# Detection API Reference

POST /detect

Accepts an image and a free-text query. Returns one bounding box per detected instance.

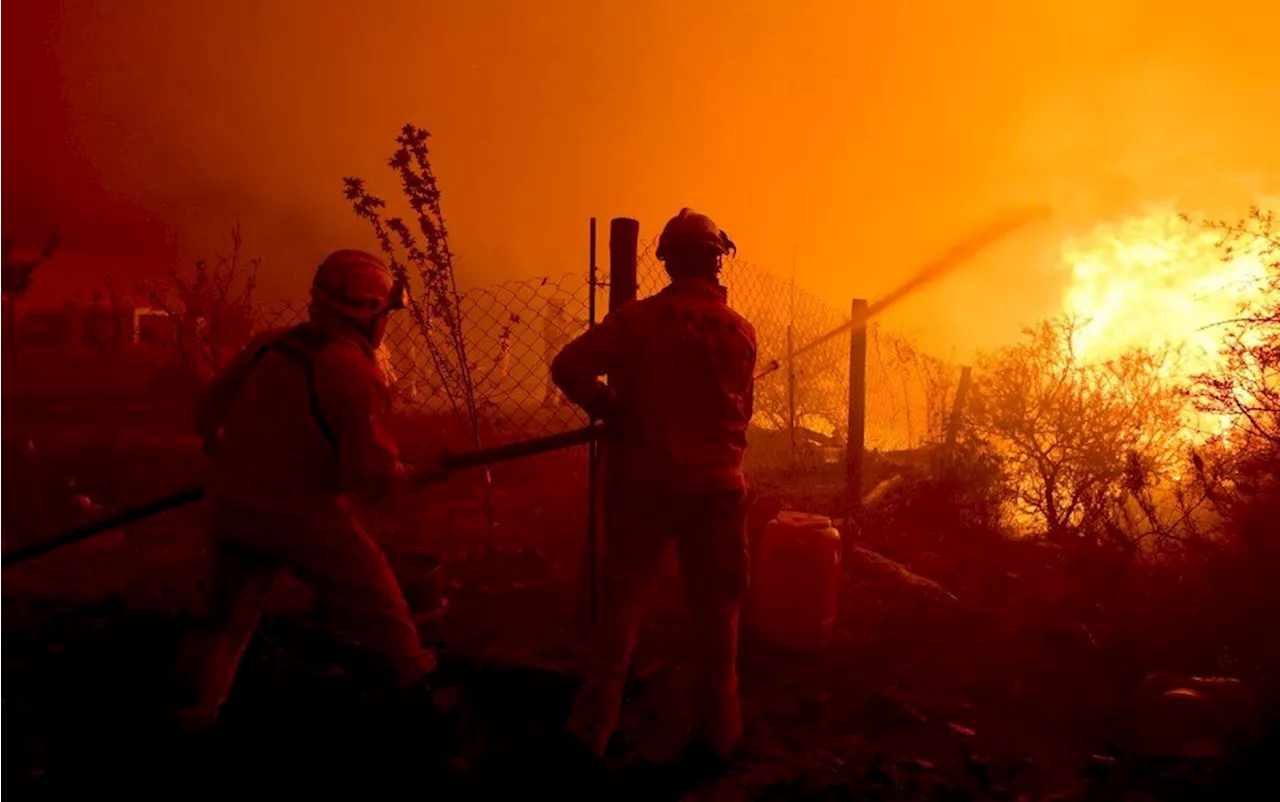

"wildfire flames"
[1058,204,1272,439]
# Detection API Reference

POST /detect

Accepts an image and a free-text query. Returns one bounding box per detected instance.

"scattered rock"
[1134,673,1262,760]
[900,757,936,773]
[948,722,978,738]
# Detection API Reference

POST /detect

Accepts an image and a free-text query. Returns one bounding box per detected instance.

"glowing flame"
[1058,204,1271,440]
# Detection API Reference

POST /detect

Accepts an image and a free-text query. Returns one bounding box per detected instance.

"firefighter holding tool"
[552,209,757,767]
[173,249,447,730]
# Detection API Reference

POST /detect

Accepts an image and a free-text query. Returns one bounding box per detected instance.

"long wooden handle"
[3,425,608,570]
[2,486,207,569]
[441,423,604,471]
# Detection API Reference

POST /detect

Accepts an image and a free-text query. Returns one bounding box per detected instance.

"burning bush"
[1187,207,1280,569]
[964,317,1192,549]
[1053,202,1280,605]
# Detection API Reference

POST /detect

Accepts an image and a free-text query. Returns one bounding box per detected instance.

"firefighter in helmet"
[552,209,757,766]
[173,249,444,730]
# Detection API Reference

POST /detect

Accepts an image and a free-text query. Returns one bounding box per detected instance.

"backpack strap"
[242,324,340,453]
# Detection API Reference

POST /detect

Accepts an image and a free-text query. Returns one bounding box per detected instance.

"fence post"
[590,218,639,623]
[845,298,868,552]
[609,218,640,309]
[945,366,973,449]
[787,324,796,470]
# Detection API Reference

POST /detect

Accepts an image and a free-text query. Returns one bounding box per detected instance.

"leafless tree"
[140,226,260,380]
[965,317,1188,547]
[1186,206,1280,450]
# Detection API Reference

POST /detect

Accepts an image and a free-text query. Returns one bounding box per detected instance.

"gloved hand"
[400,446,453,486]
[583,383,618,422]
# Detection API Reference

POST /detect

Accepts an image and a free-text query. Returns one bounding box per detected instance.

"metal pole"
[586,218,600,624]
[588,218,598,325]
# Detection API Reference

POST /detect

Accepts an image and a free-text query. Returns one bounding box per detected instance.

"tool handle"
[441,423,604,471]
[3,426,604,569]
[2,486,206,569]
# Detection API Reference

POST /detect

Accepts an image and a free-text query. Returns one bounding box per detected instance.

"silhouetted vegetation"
[139,226,260,380]
[964,317,1193,549]
[343,124,478,428]
[5,204,1280,799]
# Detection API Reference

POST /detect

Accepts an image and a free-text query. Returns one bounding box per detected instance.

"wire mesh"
[256,275,594,446]
[636,242,960,467]
[3,254,963,560]
[257,253,959,464]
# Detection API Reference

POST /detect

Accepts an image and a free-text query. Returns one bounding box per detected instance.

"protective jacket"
[197,321,402,518]
[551,277,757,494]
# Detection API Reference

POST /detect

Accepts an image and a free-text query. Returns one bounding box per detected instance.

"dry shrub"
[343,125,500,552]
[139,226,260,382]
[1186,207,1280,570]
[964,317,1192,552]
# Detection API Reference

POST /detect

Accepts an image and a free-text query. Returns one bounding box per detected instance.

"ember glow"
[1058,204,1272,439]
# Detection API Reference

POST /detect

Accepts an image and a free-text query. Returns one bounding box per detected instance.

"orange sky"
[5,0,1279,354]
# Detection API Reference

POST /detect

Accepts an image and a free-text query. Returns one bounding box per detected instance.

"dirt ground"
[3,422,1278,799]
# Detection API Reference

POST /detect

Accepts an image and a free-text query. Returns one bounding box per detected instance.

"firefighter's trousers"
[567,488,749,758]
[173,498,435,729]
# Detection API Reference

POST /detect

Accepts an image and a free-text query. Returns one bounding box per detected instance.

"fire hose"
[1,424,606,570]
[2,206,1049,571]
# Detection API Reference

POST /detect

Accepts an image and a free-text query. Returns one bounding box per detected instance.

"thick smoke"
[3,0,1276,357]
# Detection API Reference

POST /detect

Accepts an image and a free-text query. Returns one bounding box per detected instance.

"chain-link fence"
[9,253,959,465]
[865,325,959,453]
[256,274,596,447]
[637,243,960,467]
[253,255,959,465]
[2,246,962,560]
